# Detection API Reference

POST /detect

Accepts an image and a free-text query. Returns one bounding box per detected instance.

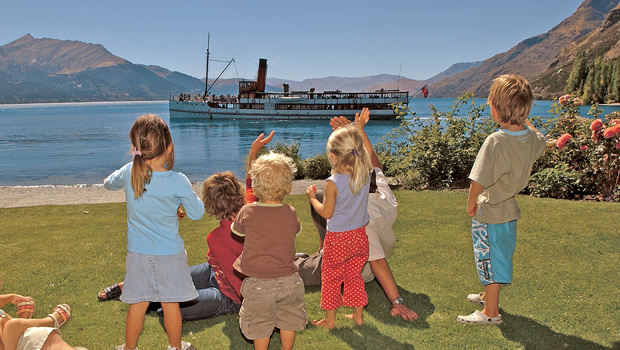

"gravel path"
[0,179,325,208]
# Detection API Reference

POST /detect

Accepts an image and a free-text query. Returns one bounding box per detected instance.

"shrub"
[302,154,331,179]
[376,94,496,189]
[528,164,583,199]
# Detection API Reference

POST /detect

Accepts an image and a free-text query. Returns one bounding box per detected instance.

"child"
[306,121,374,329]
[457,74,546,325]
[231,152,306,350]
[104,114,204,349]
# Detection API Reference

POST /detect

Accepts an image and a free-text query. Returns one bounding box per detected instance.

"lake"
[1,99,618,186]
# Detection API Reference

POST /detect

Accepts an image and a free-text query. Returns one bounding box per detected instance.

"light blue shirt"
[326,173,370,232]
[104,162,205,255]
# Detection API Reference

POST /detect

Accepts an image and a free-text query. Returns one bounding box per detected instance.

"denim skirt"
[120,250,198,304]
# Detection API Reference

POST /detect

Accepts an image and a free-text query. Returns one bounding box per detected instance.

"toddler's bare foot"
[311,318,335,329]
[345,313,364,325]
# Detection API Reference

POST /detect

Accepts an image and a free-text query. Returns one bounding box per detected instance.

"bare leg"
[345,307,364,325]
[125,301,149,349]
[311,309,336,329]
[279,330,296,350]
[253,337,269,350]
[2,316,55,350]
[161,303,182,349]
[40,331,75,350]
[481,283,500,317]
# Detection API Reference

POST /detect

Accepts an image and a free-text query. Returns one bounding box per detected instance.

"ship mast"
[204,33,210,97]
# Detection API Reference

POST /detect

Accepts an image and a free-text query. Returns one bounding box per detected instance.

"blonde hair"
[249,152,297,202]
[488,74,533,125]
[202,171,244,221]
[327,124,373,194]
[129,114,174,198]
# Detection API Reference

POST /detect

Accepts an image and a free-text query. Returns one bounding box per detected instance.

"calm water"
[1,99,618,186]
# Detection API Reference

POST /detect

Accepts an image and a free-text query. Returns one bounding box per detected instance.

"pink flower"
[580,145,588,151]
[616,142,620,150]
[573,97,583,105]
[556,133,571,150]
[604,124,620,139]
[590,119,603,132]
[559,95,570,105]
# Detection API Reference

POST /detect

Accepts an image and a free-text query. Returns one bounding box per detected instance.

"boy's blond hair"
[249,152,297,202]
[488,74,533,125]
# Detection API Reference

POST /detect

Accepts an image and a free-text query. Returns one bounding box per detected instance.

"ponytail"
[128,114,174,198]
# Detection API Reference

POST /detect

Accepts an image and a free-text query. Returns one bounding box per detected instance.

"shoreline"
[0,179,324,208]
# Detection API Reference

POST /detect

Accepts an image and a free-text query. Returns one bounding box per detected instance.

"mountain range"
[0,0,618,104]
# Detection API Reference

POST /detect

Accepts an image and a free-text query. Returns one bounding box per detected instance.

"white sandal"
[457,310,502,325]
[467,292,485,305]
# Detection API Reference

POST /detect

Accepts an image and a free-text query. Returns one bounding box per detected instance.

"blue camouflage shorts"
[471,219,517,285]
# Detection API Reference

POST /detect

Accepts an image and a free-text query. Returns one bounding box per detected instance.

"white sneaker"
[167,341,196,350]
[115,345,137,350]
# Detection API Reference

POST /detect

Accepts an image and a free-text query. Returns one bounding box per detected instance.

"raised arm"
[247,131,275,178]
[330,108,382,169]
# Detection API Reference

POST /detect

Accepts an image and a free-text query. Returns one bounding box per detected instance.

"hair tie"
[132,149,142,159]
[352,147,358,156]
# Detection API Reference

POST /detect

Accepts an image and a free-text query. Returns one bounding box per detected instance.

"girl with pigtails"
[104,114,204,350]
[306,110,374,329]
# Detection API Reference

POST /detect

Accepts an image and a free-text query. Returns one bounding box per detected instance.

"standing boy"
[232,152,307,349]
[457,74,546,325]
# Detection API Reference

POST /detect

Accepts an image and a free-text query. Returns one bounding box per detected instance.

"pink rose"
[573,97,583,105]
[616,142,620,150]
[604,124,620,139]
[556,133,571,150]
[559,95,569,105]
[590,119,603,131]
[580,145,588,151]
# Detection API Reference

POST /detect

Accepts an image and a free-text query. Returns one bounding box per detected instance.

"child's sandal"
[17,297,35,319]
[47,304,71,328]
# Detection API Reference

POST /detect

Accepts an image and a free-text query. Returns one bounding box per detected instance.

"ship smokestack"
[256,58,267,93]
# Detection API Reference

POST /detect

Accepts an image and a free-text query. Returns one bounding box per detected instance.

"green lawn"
[1,191,618,349]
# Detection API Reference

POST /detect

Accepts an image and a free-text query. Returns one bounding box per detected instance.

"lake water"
[1,99,618,186]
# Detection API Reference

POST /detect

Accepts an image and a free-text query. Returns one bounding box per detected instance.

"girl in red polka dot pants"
[306,109,374,329]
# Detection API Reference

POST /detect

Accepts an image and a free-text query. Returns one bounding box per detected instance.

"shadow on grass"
[328,283,434,349]
[499,310,619,350]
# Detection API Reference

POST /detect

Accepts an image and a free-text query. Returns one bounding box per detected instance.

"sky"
[0,0,586,82]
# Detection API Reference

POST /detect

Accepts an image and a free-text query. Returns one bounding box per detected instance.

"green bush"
[528,164,583,199]
[302,153,331,179]
[376,94,496,189]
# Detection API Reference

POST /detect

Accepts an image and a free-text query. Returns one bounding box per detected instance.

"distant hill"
[425,61,482,85]
[429,0,620,98]
[532,2,620,99]
[0,34,203,103]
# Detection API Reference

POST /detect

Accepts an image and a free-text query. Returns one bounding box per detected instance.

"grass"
[1,191,618,349]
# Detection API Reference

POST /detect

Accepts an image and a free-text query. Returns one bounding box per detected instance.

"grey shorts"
[239,272,307,340]
[120,250,198,304]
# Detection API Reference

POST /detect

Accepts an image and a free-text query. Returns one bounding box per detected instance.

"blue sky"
[0,0,584,81]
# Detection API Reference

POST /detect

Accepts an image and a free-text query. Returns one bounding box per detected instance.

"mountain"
[429,0,620,98]
[532,2,620,99]
[425,61,482,85]
[0,34,203,103]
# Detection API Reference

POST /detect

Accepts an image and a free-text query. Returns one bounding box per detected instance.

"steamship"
[169,41,408,120]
